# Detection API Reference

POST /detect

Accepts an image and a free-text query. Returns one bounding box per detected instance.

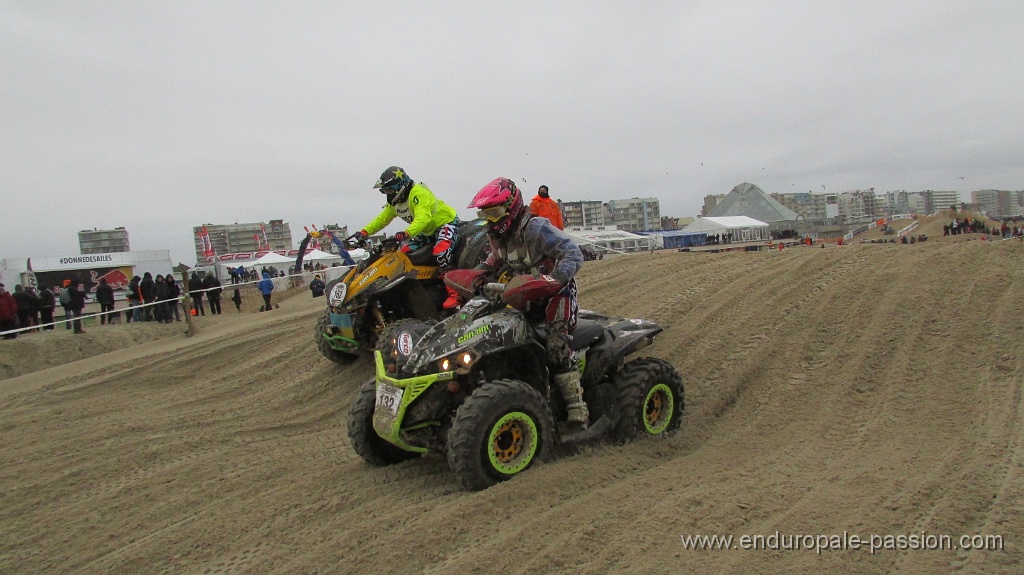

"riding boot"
[442,285,461,309]
[554,371,589,427]
[439,270,461,309]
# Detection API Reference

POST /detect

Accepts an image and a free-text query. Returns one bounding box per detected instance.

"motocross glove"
[352,230,369,246]
[393,231,409,242]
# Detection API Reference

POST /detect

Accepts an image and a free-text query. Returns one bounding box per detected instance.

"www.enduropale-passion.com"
[680,531,1004,555]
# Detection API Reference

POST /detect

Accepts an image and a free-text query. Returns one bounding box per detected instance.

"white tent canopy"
[253,251,293,266]
[564,226,657,254]
[680,216,770,242]
[304,247,366,263]
[305,249,337,260]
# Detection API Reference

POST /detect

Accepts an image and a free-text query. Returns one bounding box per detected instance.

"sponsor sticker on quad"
[397,332,414,356]
[329,283,346,305]
[376,382,404,416]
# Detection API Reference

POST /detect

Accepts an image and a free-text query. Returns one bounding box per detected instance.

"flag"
[199,226,214,257]
[26,258,38,290]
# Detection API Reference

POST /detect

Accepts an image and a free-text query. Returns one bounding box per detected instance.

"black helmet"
[373,166,414,206]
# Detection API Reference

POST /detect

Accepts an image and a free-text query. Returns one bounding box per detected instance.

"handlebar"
[478,282,507,305]
[344,233,366,249]
[481,282,506,296]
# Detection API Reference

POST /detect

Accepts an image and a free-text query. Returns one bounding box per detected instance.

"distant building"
[773,191,839,221]
[923,190,961,214]
[707,183,800,223]
[79,227,130,254]
[971,189,1024,218]
[836,189,883,222]
[562,198,661,231]
[193,220,293,263]
[878,190,909,213]
[606,198,660,231]
[701,194,726,217]
[320,224,350,255]
[902,191,929,213]
[561,200,606,229]
[659,216,694,231]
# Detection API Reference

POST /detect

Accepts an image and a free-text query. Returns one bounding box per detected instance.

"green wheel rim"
[486,411,539,475]
[642,383,675,435]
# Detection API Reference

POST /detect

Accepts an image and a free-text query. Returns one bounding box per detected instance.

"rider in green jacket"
[354,166,462,309]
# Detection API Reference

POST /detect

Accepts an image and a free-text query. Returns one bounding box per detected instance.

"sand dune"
[2,234,1022,574]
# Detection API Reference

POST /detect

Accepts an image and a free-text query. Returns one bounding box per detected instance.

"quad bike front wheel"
[447,379,555,491]
[315,310,359,365]
[347,377,420,466]
[612,357,684,441]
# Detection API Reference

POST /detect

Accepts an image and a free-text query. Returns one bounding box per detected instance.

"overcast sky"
[3,1,1022,265]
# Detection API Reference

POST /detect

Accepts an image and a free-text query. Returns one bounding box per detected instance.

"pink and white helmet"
[468,177,525,236]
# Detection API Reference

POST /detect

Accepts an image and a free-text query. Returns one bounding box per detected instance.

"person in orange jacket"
[529,185,564,230]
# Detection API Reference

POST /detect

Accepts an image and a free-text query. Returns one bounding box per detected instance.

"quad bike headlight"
[438,351,476,374]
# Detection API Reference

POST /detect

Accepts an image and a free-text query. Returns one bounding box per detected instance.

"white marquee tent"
[564,226,657,254]
[304,248,366,264]
[305,249,336,260]
[253,251,293,266]
[679,216,770,242]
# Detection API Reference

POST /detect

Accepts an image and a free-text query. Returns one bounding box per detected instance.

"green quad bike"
[347,270,685,490]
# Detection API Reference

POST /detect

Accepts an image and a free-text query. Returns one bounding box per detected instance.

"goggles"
[477,205,508,222]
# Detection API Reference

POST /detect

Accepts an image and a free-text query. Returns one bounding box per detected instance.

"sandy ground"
[2,221,1022,574]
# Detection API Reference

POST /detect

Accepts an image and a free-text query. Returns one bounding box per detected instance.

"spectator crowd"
[1,271,229,339]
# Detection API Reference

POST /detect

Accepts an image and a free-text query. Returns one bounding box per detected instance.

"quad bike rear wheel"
[447,379,555,491]
[612,357,684,441]
[315,310,359,365]
[347,377,420,466]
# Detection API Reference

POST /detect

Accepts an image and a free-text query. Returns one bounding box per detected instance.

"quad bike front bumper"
[322,312,360,352]
[371,350,456,454]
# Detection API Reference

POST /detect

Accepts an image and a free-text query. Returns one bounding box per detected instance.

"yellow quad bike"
[307,221,490,364]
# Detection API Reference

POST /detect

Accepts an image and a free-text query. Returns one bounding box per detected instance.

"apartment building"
[836,189,883,221]
[606,198,660,231]
[561,198,661,231]
[772,192,839,221]
[79,227,131,254]
[970,189,1024,218]
[320,224,351,255]
[561,200,607,229]
[701,194,726,217]
[193,220,293,262]
[924,190,961,213]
